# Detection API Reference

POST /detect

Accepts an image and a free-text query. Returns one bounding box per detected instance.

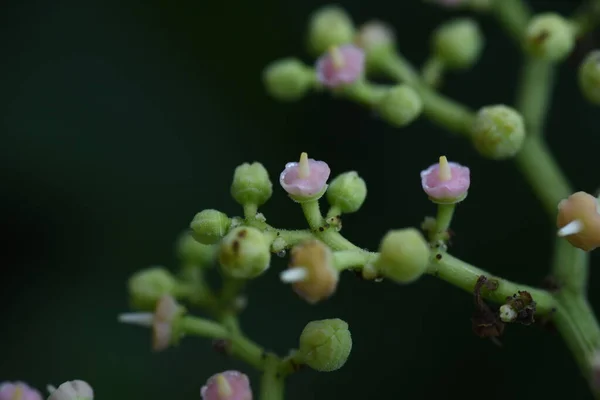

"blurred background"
[1,0,599,398]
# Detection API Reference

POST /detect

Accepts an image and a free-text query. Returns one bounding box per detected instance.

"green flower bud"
[307,5,355,56]
[326,171,367,213]
[524,13,575,62]
[470,105,526,160]
[231,162,273,207]
[432,18,483,70]
[376,84,423,127]
[218,226,271,279]
[354,20,395,70]
[579,50,600,105]
[190,209,231,245]
[263,58,315,102]
[374,228,430,284]
[176,231,216,267]
[128,267,178,310]
[297,318,352,372]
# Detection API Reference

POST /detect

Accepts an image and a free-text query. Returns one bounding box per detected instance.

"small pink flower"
[152,295,180,351]
[200,371,253,400]
[315,45,365,88]
[0,382,42,400]
[420,156,470,203]
[280,152,330,199]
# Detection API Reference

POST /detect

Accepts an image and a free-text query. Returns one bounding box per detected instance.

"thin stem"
[515,58,555,137]
[300,200,324,231]
[326,205,342,219]
[244,217,314,249]
[260,353,285,400]
[180,316,230,339]
[430,203,455,244]
[243,203,258,219]
[333,250,375,271]
[489,0,532,43]
[340,80,387,106]
[552,237,589,294]
[421,56,445,88]
[514,137,572,218]
[427,253,556,314]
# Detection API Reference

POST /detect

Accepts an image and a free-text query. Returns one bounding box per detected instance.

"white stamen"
[438,155,452,182]
[557,219,584,237]
[280,267,308,283]
[216,374,233,398]
[118,312,154,327]
[298,152,310,179]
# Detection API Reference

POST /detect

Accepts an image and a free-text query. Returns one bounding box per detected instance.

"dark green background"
[2,0,599,398]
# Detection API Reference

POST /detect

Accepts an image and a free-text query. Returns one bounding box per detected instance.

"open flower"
[557,191,600,251]
[0,382,42,400]
[315,45,365,88]
[47,380,93,400]
[118,294,183,351]
[279,152,330,201]
[280,240,339,304]
[200,371,253,400]
[420,156,470,204]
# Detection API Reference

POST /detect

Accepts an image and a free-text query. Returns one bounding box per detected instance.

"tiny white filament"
[280,267,308,283]
[118,312,154,327]
[557,219,584,237]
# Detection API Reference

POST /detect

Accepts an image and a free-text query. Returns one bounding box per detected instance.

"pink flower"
[200,371,253,400]
[280,152,330,199]
[315,45,365,88]
[152,295,180,351]
[420,156,470,204]
[0,382,42,400]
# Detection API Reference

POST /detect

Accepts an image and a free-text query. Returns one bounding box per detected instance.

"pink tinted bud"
[315,45,365,88]
[420,156,470,204]
[200,371,252,400]
[0,382,42,400]
[280,152,330,200]
[152,295,180,351]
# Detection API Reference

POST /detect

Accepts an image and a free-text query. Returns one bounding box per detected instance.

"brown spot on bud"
[557,191,600,251]
[288,240,339,304]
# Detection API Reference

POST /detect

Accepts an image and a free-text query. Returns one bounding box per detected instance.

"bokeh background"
[2,0,600,398]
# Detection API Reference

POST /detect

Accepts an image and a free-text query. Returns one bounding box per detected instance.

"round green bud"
[307,5,355,56]
[374,228,430,284]
[524,13,575,62]
[176,231,216,267]
[471,104,526,160]
[579,50,600,105]
[376,84,423,127]
[218,226,271,279]
[128,267,178,310]
[263,58,314,102]
[355,21,395,69]
[231,162,273,207]
[190,209,231,245]
[297,318,352,372]
[326,171,367,214]
[432,18,483,70]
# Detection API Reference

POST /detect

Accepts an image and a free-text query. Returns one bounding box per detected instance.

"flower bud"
[374,228,430,284]
[315,45,365,89]
[579,50,600,105]
[376,84,423,127]
[557,192,600,251]
[190,209,232,245]
[47,381,93,400]
[280,240,339,304]
[307,5,355,57]
[432,18,483,70]
[219,227,271,279]
[280,152,330,202]
[524,13,575,62]
[470,105,526,159]
[0,382,42,400]
[297,319,352,372]
[231,162,273,207]
[326,171,367,213]
[200,370,253,400]
[354,21,395,68]
[176,231,216,267]
[128,267,178,310]
[263,58,314,102]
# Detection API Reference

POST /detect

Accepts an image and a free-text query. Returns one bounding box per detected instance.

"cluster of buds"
[0,380,93,400]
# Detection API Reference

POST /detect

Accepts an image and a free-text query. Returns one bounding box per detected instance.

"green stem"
[340,80,387,106]
[514,137,572,218]
[326,205,342,219]
[244,217,314,249]
[515,58,555,137]
[378,53,475,135]
[243,203,258,219]
[552,237,589,294]
[490,0,531,43]
[182,316,267,370]
[430,203,455,244]
[177,268,220,314]
[421,56,445,88]
[300,200,324,230]
[260,353,285,400]
[333,250,375,271]
[427,253,556,314]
